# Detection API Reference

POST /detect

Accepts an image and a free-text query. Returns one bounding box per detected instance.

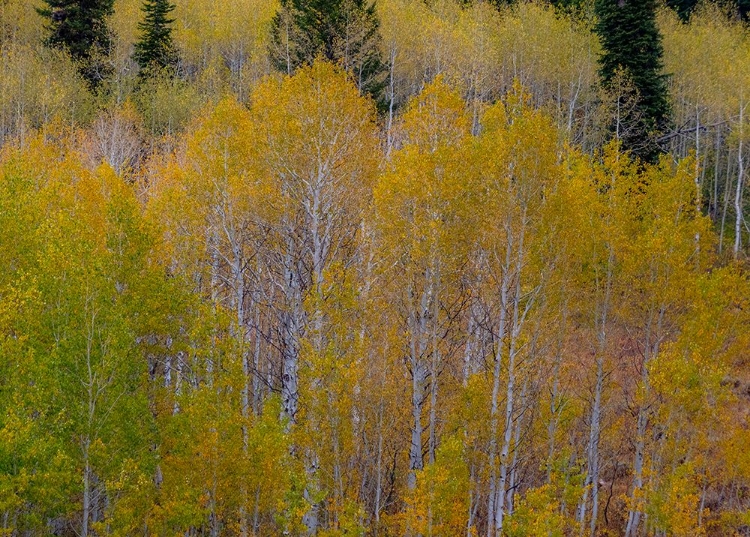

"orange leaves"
[2,41,750,535]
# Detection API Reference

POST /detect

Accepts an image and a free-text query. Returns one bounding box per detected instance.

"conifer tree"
[667,0,750,22]
[666,0,698,21]
[38,0,115,87]
[595,0,671,162]
[739,0,749,20]
[133,0,177,77]
[269,0,387,107]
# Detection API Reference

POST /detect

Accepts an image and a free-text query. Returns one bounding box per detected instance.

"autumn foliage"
[1,1,750,537]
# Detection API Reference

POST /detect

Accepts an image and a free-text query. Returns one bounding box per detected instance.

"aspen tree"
[374,77,474,503]
[251,60,379,532]
[621,156,712,537]
[475,88,562,536]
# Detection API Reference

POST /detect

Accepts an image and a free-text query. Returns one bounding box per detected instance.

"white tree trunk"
[407,278,432,490]
[486,244,511,537]
[495,215,528,536]
[734,103,745,258]
[625,308,664,537]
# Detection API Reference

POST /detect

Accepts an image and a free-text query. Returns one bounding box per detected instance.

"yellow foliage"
[402,435,470,537]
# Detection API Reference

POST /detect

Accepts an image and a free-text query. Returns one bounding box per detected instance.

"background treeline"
[0,0,750,536]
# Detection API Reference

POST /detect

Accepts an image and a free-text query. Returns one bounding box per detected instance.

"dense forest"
[1,0,749,535]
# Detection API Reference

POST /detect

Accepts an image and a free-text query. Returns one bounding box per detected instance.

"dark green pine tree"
[738,0,749,21]
[666,0,698,21]
[595,0,671,163]
[545,0,746,18]
[269,0,388,107]
[133,0,178,77]
[38,0,115,87]
[666,0,748,23]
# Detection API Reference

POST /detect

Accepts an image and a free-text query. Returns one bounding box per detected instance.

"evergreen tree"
[595,0,671,162]
[38,0,115,87]
[738,0,749,20]
[269,0,387,107]
[666,0,698,21]
[666,0,749,22]
[133,0,177,77]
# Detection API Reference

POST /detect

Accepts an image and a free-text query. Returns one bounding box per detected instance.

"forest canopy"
[0,0,749,536]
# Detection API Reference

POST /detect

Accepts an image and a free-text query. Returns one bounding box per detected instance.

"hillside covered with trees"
[1,0,749,536]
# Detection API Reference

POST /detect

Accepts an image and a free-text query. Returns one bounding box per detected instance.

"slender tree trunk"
[408,369,425,510]
[407,277,431,490]
[625,308,665,537]
[695,105,703,252]
[253,487,261,535]
[252,300,263,415]
[463,302,479,385]
[547,304,568,483]
[720,148,734,253]
[374,392,385,531]
[579,244,613,536]
[495,311,517,534]
[578,356,604,536]
[624,400,648,537]
[712,127,722,220]
[82,297,98,537]
[506,378,528,518]
[281,231,302,425]
[734,103,745,258]
[301,176,331,535]
[233,242,250,537]
[82,451,90,537]
[466,462,477,536]
[486,244,511,537]
[588,356,604,537]
[428,270,441,465]
[495,214,527,535]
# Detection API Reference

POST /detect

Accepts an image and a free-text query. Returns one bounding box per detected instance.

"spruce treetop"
[595,0,671,162]
[134,0,178,77]
[38,0,115,86]
[270,0,388,108]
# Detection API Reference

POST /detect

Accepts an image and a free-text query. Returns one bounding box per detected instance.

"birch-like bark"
[374,390,385,529]
[546,314,566,483]
[578,243,613,536]
[463,303,479,386]
[625,307,665,537]
[720,147,734,254]
[82,451,90,537]
[506,378,529,517]
[230,230,250,537]
[428,268,441,466]
[280,230,302,425]
[486,241,511,537]
[494,212,528,535]
[733,102,745,258]
[81,295,98,537]
[695,105,702,252]
[407,276,432,490]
